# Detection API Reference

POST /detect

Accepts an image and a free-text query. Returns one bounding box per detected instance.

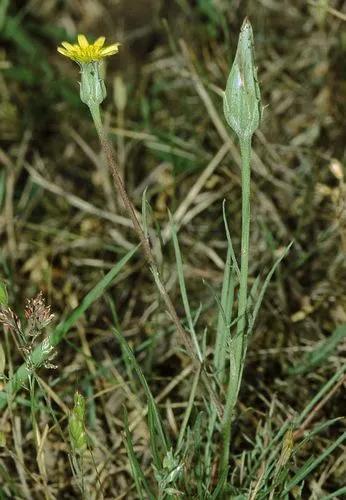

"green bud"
[0,281,8,306]
[223,18,261,140]
[73,391,85,421]
[68,391,87,455]
[69,413,87,455]
[79,62,107,107]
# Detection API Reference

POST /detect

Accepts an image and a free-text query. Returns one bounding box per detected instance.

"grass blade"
[123,407,155,500]
[248,242,293,335]
[169,210,203,362]
[222,200,240,279]
[321,486,346,500]
[214,244,235,382]
[282,432,346,496]
[288,323,346,375]
[113,329,169,465]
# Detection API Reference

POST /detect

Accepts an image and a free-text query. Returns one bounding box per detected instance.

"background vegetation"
[0,0,345,498]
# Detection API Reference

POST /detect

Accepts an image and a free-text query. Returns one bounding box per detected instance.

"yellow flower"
[57,34,120,63]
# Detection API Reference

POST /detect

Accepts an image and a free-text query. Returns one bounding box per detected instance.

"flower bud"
[68,391,87,455]
[73,391,86,421]
[223,18,261,140]
[79,62,107,107]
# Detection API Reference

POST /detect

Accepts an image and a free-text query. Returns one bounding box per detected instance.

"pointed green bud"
[73,391,85,420]
[79,62,107,107]
[68,391,87,455]
[223,18,261,140]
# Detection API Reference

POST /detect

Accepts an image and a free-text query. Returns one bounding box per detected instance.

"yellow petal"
[74,48,84,58]
[61,41,75,51]
[94,36,105,48]
[57,47,69,57]
[100,43,120,56]
[101,49,119,57]
[78,34,89,48]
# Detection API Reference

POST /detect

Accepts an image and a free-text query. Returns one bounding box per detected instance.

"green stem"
[89,104,103,138]
[88,103,223,419]
[235,136,252,375]
[177,365,201,452]
[220,135,252,475]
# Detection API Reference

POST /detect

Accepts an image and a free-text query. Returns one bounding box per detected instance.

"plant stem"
[235,136,252,376]
[220,135,252,474]
[88,104,223,418]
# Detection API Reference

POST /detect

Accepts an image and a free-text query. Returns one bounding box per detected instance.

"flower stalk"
[58,34,223,416]
[221,18,261,474]
[89,100,222,416]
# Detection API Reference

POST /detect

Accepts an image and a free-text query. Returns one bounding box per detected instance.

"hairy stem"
[89,104,223,418]
[235,136,252,375]
[220,135,252,474]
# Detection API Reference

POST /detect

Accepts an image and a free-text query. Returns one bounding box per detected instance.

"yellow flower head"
[57,34,120,63]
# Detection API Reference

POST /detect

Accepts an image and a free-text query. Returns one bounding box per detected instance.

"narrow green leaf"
[282,432,346,496]
[123,408,155,500]
[148,400,163,470]
[297,418,343,449]
[222,201,240,279]
[169,211,203,362]
[52,245,138,346]
[321,486,346,500]
[245,366,346,489]
[288,323,346,375]
[248,242,293,335]
[113,330,169,464]
[177,365,201,452]
[211,466,228,499]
